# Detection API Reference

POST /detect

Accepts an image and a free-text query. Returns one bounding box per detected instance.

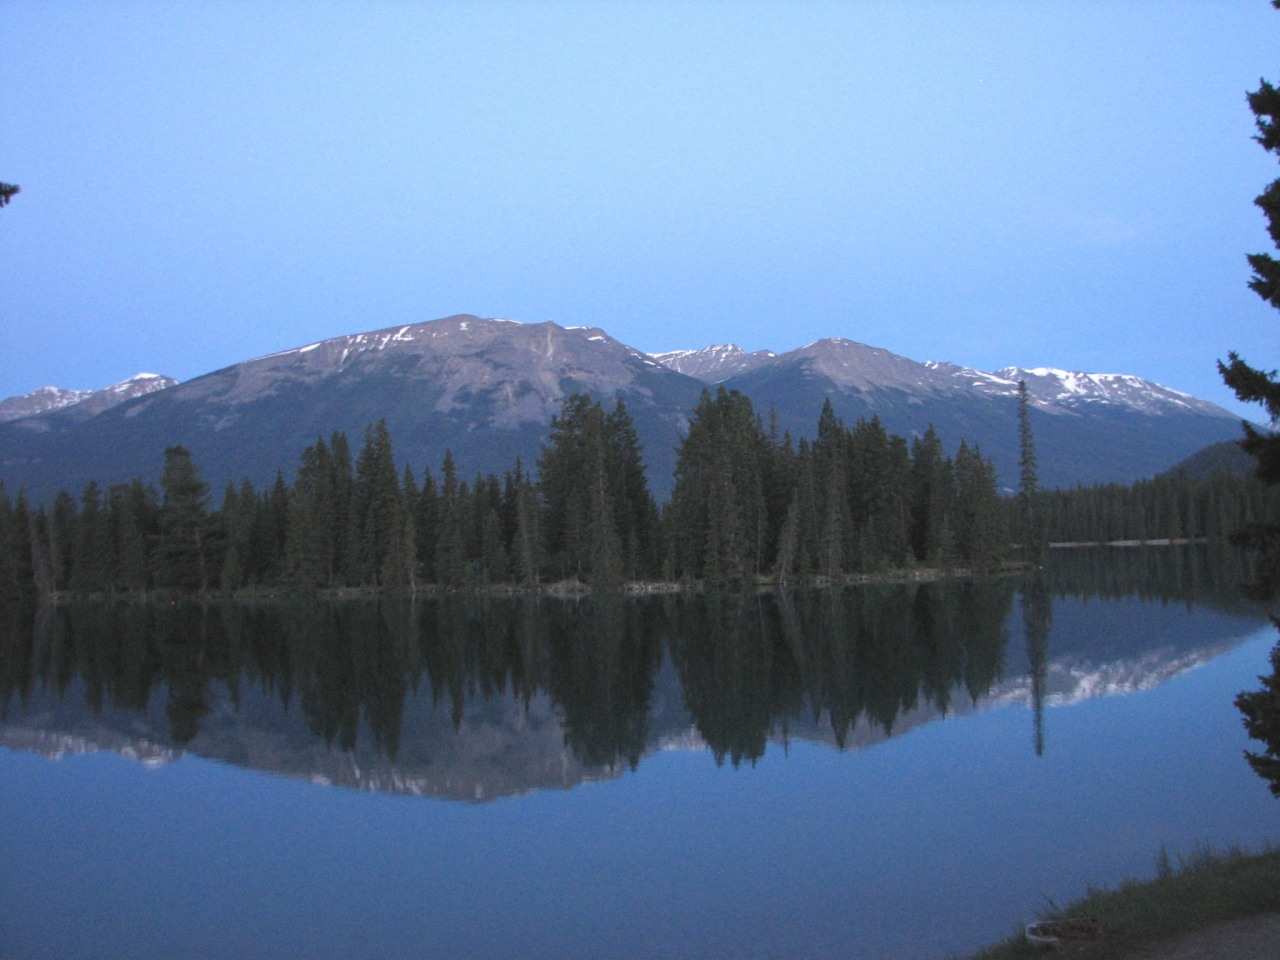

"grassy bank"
[965,843,1280,959]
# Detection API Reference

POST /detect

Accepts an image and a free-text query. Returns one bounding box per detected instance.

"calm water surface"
[2,546,1279,959]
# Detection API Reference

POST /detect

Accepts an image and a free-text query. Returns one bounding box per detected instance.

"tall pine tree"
[155,446,211,591]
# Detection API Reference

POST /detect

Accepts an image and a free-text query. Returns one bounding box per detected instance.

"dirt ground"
[1121,913,1280,960]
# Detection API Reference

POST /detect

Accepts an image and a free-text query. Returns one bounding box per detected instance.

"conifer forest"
[0,387,1275,598]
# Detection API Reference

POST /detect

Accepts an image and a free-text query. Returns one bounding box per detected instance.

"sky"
[2,1,1279,418]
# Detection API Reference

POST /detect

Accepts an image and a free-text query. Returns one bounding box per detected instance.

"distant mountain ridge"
[649,336,1242,490]
[0,315,1247,499]
[0,315,704,500]
[651,340,1232,421]
[648,345,776,382]
[0,373,177,426]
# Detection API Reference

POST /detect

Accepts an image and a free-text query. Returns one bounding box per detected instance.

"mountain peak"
[648,344,776,382]
[989,366,1231,418]
[0,373,178,424]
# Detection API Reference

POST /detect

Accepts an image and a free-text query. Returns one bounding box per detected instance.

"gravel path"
[1122,913,1280,960]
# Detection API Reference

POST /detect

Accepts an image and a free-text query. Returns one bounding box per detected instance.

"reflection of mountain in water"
[0,546,1267,800]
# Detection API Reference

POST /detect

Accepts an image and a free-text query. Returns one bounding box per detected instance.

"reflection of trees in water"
[543,597,665,770]
[0,547,1255,773]
[1044,543,1257,609]
[666,581,1014,766]
[1021,576,1052,757]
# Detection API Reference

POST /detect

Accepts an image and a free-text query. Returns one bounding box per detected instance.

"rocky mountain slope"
[0,316,704,500]
[0,317,1246,499]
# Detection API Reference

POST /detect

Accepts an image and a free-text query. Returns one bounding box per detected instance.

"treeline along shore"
[0,387,1277,598]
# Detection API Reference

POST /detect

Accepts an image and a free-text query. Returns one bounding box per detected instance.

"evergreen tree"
[0,482,19,598]
[605,399,660,579]
[847,415,910,570]
[11,491,35,595]
[154,446,211,591]
[415,464,440,584]
[814,401,851,577]
[909,426,954,564]
[352,420,404,586]
[1236,637,1280,796]
[328,432,356,585]
[71,481,111,592]
[1017,380,1046,564]
[481,508,509,584]
[1220,43,1280,597]
[538,394,657,585]
[220,482,246,591]
[513,472,543,585]
[793,438,820,574]
[1198,49,1280,799]
[434,450,468,587]
[666,388,768,585]
[953,441,1003,570]
[108,480,156,592]
[401,465,421,589]
[285,437,335,587]
[49,491,76,590]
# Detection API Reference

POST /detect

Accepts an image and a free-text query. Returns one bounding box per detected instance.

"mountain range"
[0,314,1246,500]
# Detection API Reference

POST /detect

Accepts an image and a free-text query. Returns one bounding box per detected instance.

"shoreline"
[24,561,1036,604]
[1048,537,1212,549]
[963,843,1280,960]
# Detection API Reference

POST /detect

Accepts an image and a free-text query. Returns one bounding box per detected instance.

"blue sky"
[2,2,1278,417]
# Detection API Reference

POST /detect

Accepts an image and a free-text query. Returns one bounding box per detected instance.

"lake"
[2,546,1279,959]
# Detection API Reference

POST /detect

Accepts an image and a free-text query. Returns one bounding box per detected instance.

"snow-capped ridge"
[650,337,1234,421]
[0,373,178,424]
[648,344,777,382]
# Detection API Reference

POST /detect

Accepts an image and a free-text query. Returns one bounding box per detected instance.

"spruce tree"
[221,481,247,591]
[155,446,211,591]
[538,394,656,584]
[329,431,356,585]
[49,491,76,590]
[285,437,335,587]
[666,388,767,585]
[109,480,155,592]
[71,481,111,593]
[0,482,18,598]
[480,508,509,584]
[909,426,954,564]
[1237,640,1280,796]
[539,394,597,579]
[814,400,851,578]
[513,474,543,586]
[1220,43,1280,597]
[12,490,36,595]
[1017,381,1046,565]
[434,450,468,586]
[415,463,440,584]
[954,441,1003,570]
[605,399,660,579]
[352,420,403,586]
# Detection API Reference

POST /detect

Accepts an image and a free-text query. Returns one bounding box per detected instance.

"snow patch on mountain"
[649,337,1235,421]
[0,373,178,423]
[649,344,777,382]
